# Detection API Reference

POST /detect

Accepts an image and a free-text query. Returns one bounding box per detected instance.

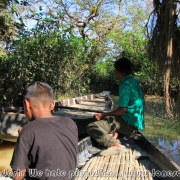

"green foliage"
[117,31,164,95]
[0,19,91,106]
[1,0,173,107]
[88,1,157,94]
[89,59,118,93]
[0,0,25,43]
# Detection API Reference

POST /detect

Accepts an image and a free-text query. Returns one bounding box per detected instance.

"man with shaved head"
[10,82,78,180]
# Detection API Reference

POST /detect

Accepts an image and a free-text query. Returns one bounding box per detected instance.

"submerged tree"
[147,0,180,117]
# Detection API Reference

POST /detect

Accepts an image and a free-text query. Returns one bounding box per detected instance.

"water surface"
[0,141,14,172]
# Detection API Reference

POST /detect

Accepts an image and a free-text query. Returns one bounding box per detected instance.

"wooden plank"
[141,163,151,180]
[54,105,105,113]
[76,99,112,104]
[133,156,140,180]
[86,156,99,180]
[85,155,113,180]
[75,158,93,180]
[118,151,126,180]
[128,150,132,180]
[130,149,138,180]
[96,156,106,180]
[87,156,102,180]
[116,153,122,179]
[124,151,131,180]
[105,155,116,180]
[100,156,111,180]
[128,149,134,180]
[139,163,145,180]
[107,154,119,180]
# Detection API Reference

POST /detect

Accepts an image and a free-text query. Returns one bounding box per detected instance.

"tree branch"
[87,0,103,23]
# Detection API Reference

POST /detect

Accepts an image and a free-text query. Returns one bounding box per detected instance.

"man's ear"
[50,100,55,110]
[24,99,31,111]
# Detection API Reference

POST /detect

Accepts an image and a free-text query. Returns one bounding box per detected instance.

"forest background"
[0,0,180,118]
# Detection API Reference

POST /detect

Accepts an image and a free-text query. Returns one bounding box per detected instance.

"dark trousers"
[86,116,137,147]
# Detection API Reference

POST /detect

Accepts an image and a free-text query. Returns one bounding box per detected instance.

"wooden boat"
[0,91,113,141]
[76,132,180,180]
[53,91,113,135]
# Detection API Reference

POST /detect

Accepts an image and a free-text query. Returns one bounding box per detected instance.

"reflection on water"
[143,113,180,167]
[158,138,180,165]
[0,140,15,171]
[144,135,180,166]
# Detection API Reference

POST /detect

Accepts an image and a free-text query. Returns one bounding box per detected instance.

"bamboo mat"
[75,148,155,180]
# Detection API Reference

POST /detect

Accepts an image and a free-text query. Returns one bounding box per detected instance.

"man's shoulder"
[125,76,137,82]
[120,77,135,87]
[124,76,140,86]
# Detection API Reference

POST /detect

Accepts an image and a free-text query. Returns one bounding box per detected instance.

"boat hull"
[0,92,113,140]
[136,132,180,174]
[0,112,27,140]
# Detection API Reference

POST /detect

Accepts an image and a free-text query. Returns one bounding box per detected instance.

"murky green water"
[111,95,180,167]
[0,141,14,171]
[142,116,180,167]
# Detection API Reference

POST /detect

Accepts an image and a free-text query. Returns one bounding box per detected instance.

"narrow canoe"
[76,132,180,180]
[0,92,113,141]
[53,91,114,134]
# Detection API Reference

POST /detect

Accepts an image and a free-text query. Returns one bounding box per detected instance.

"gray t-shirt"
[10,116,78,180]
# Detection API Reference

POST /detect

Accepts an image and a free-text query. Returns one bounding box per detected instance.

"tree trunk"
[165,66,172,116]
[165,0,175,117]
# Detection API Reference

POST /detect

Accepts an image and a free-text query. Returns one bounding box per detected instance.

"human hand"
[18,126,23,134]
[94,113,104,121]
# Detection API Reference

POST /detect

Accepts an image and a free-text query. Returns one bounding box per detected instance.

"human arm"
[94,107,127,120]
[94,76,132,121]
[10,128,31,179]
[18,126,23,134]
[14,125,25,179]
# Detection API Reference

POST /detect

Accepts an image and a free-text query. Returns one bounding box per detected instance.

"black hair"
[23,82,53,104]
[114,57,132,75]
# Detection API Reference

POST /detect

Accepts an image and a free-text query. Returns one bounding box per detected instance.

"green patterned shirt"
[118,75,145,130]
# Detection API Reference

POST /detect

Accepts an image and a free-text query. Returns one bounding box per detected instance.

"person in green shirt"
[86,57,145,156]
